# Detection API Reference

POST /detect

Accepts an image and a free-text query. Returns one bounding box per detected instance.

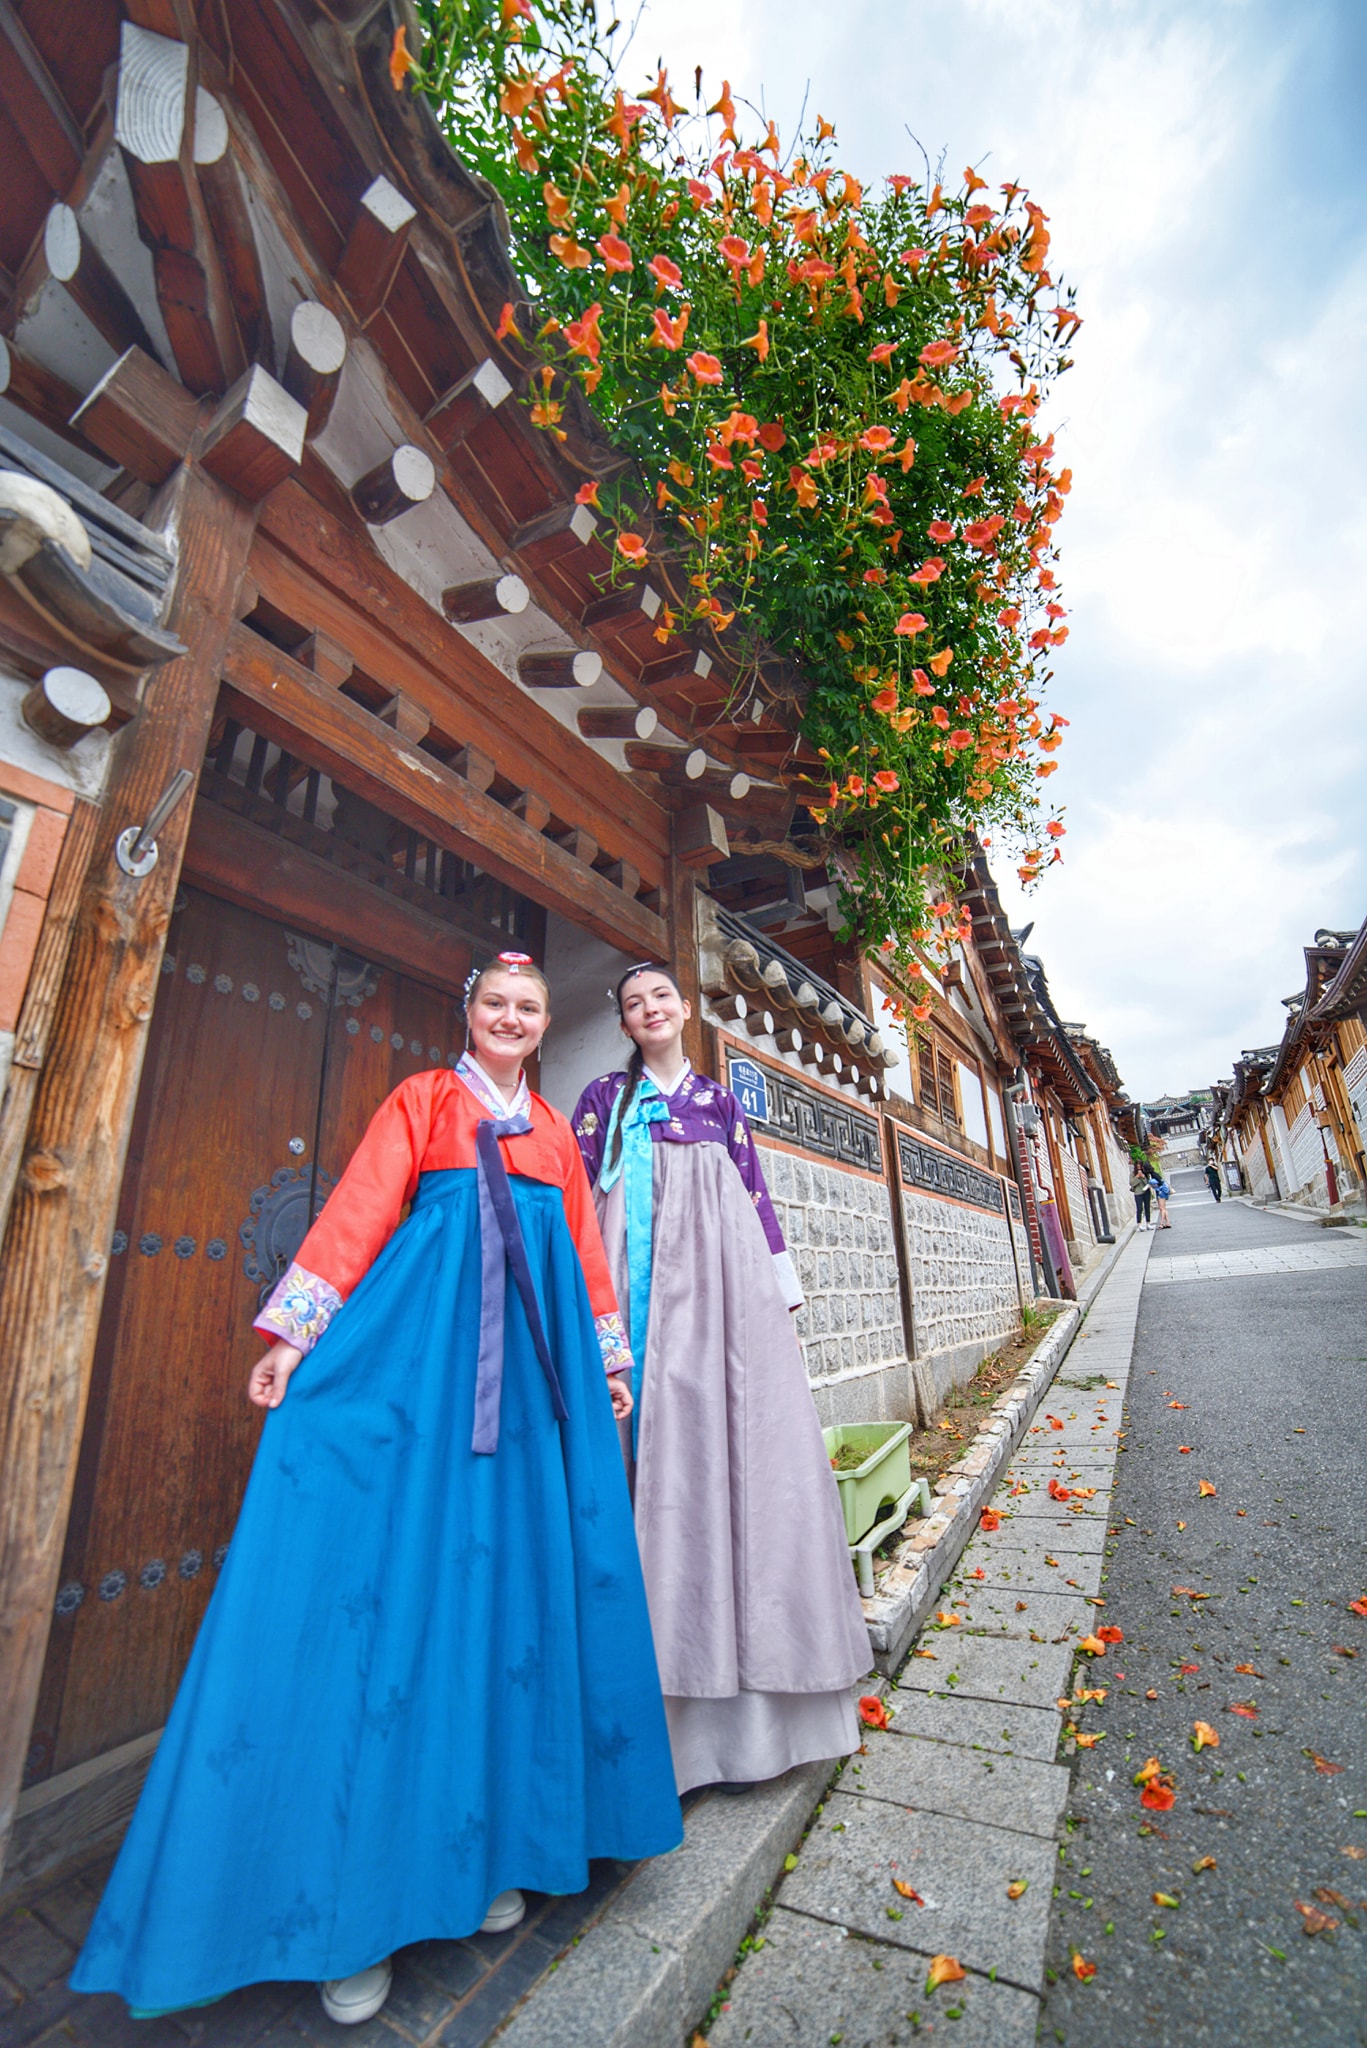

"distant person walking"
[1150,1170,1172,1229]
[1130,1160,1153,1230]
[1205,1161,1223,1203]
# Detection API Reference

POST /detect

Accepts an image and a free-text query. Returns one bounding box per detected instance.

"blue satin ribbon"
[599,1077,670,1447]
[471,1116,567,1455]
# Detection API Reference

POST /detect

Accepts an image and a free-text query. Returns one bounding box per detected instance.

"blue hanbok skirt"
[71,1168,681,2013]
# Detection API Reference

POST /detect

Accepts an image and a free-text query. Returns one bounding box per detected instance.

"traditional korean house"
[0,0,1134,1901]
[1215,925,1367,1212]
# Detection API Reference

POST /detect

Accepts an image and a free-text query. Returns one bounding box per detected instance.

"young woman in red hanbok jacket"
[573,963,869,1795]
[73,955,680,2027]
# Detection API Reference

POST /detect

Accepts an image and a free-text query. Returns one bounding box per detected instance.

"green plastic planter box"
[822,1421,914,1544]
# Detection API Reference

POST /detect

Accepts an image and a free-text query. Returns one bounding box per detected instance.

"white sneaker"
[319,1958,393,2025]
[480,1889,526,1934]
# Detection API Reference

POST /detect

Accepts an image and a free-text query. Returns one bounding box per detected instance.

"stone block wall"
[757,1143,912,1427]
[899,1188,1022,1404]
[1239,1132,1276,1202]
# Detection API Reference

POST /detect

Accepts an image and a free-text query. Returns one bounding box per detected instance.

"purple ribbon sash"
[473,1114,567,1454]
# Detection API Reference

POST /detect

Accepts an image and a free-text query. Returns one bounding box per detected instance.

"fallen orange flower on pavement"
[858,1695,889,1730]
[925,1954,967,1992]
[1192,1721,1219,1751]
[1071,1953,1097,1981]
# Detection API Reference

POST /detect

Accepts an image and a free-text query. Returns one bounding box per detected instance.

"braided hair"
[607,961,682,1174]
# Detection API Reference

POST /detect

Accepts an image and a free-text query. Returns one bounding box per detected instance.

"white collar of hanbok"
[643,1055,692,1101]
[457,1051,532,1122]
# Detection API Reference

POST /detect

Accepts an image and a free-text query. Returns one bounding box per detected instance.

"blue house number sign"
[727,1054,770,1124]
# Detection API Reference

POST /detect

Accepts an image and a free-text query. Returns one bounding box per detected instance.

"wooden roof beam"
[518,648,602,690]
[337,174,415,326]
[114,24,243,395]
[0,0,83,194]
[425,358,513,455]
[199,365,306,502]
[351,444,435,525]
[69,345,199,483]
[219,622,667,957]
[41,202,159,364]
[0,336,105,465]
[282,301,348,438]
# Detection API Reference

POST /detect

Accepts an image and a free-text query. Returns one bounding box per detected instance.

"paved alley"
[709,1175,1367,2045]
[1040,1172,1367,2043]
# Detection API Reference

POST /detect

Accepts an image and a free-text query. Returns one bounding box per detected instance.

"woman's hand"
[608,1374,634,1421]
[248,1340,303,1409]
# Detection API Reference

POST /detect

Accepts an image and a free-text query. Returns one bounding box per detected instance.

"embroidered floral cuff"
[254,1262,343,1354]
[595,1310,635,1379]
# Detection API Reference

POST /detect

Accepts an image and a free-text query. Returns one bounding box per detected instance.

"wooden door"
[28,898,476,1784]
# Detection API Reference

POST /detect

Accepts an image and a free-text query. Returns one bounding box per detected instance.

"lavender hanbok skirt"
[596,1143,868,1791]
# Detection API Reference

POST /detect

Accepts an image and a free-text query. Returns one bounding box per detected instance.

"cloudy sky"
[627,0,1367,1099]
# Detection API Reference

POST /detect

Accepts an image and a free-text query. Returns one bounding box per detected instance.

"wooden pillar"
[0,802,100,1252]
[665,849,706,1079]
[1091,1105,1115,1193]
[1041,1098,1075,1241]
[0,468,256,1860]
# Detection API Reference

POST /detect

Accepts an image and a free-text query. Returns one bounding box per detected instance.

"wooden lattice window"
[937,1049,959,1124]
[917,1038,937,1107]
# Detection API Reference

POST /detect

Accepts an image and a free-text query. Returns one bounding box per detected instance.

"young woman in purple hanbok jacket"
[572,964,869,1793]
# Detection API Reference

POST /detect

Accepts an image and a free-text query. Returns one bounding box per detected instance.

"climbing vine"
[404,1,1079,993]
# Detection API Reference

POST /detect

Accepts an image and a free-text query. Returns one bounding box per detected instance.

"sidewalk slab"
[779,1793,1057,1989]
[998,1476,1109,1509]
[489,1758,834,2048]
[895,1631,1074,1709]
[883,1690,1061,1762]
[847,1729,1070,1838]
[941,1587,1093,1639]
[951,1552,1102,1597]
[697,1236,1153,2048]
[707,1906,1040,2048]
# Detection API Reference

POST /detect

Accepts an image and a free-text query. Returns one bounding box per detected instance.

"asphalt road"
[1040,1171,1367,2045]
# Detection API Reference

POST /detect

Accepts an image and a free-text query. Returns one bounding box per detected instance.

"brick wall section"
[900,1190,1021,1361]
[758,1144,908,1384]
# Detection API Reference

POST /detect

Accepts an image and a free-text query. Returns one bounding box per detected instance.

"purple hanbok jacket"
[572,1064,805,1309]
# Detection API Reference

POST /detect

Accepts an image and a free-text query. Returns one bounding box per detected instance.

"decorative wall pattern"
[726,1049,882,1174]
[896,1128,1005,1213]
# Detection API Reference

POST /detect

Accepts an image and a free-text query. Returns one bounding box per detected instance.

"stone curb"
[860,1222,1136,1675]
[491,1758,837,2048]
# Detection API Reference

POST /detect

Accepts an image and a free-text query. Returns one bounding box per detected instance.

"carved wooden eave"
[1309,916,1367,1027]
[0,418,184,717]
[1261,937,1353,1098]
[956,844,1053,1060]
[231,0,814,789]
[0,0,814,942]
[696,894,897,1098]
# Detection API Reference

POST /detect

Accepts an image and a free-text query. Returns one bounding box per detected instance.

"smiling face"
[466,968,550,1071]
[618,969,691,1061]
